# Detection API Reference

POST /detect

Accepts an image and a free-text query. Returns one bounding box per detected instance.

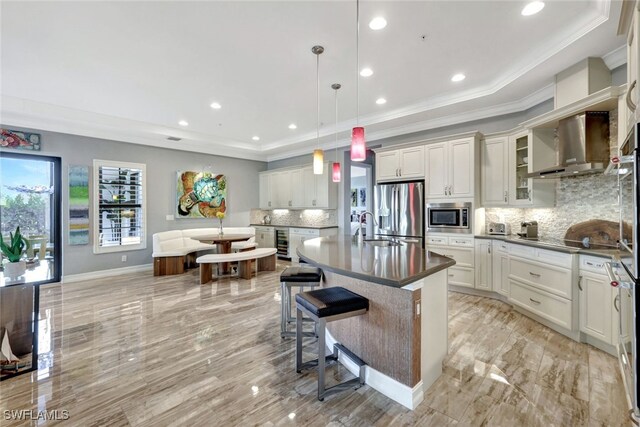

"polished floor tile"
[0,265,631,426]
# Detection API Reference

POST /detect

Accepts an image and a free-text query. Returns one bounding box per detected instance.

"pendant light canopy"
[312,45,324,175]
[351,0,366,162]
[331,83,341,182]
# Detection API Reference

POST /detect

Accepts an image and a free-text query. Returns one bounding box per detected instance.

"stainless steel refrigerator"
[605,122,640,423]
[373,181,424,245]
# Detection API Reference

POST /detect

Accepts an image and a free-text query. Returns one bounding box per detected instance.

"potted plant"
[216,211,225,236]
[0,227,29,277]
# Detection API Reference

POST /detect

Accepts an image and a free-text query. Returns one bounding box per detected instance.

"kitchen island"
[297,236,455,409]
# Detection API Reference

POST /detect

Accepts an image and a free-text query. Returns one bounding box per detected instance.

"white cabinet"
[578,255,615,345]
[622,3,639,138]
[426,238,475,289]
[481,137,509,206]
[492,240,510,296]
[259,174,272,209]
[258,164,336,209]
[425,136,476,200]
[254,226,275,249]
[375,146,425,182]
[481,130,555,207]
[474,239,492,291]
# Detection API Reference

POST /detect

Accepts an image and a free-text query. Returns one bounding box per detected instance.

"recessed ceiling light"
[451,73,466,82]
[210,102,222,109]
[521,1,545,16]
[369,17,387,30]
[376,98,387,105]
[178,120,189,127]
[360,68,373,77]
[252,136,260,141]
[288,123,297,130]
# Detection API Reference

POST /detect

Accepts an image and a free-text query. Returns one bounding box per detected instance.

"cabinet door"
[314,163,330,208]
[492,241,510,296]
[256,230,274,248]
[302,167,317,207]
[474,240,492,291]
[259,174,272,209]
[629,8,639,126]
[579,272,613,344]
[425,142,448,198]
[399,146,425,179]
[481,137,508,206]
[290,169,305,208]
[272,171,292,208]
[376,151,400,182]
[508,133,533,206]
[448,138,473,198]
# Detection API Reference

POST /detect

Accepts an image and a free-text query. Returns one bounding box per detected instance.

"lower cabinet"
[474,240,492,291]
[492,240,510,296]
[427,235,475,289]
[290,227,338,263]
[254,226,275,249]
[578,255,616,346]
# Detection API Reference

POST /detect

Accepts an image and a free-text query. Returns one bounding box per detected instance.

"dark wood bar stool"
[280,266,322,338]
[295,287,369,401]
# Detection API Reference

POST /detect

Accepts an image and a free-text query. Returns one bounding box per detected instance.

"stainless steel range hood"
[526,111,610,179]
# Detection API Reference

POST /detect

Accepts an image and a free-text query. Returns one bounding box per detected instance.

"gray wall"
[0,126,267,276]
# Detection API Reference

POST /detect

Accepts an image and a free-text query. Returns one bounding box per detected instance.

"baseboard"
[325,328,422,410]
[62,264,153,283]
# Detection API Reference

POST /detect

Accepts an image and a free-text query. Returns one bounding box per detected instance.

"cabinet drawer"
[447,266,474,288]
[427,236,449,246]
[509,257,572,299]
[494,240,509,252]
[450,237,474,247]
[509,280,572,329]
[427,246,474,267]
[579,255,608,275]
[290,228,320,236]
[536,248,573,269]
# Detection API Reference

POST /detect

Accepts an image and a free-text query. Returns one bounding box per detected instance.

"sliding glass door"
[0,152,61,285]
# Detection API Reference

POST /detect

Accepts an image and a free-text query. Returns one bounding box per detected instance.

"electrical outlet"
[166,214,175,221]
[415,299,421,318]
[121,255,127,262]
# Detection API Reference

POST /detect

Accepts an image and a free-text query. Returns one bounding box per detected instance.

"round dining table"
[191,233,253,274]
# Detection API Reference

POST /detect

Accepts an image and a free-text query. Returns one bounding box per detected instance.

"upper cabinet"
[481,130,555,207]
[620,1,640,143]
[375,146,425,182]
[425,135,478,200]
[258,163,336,210]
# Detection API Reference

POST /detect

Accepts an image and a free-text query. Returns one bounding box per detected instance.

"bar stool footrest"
[296,355,339,373]
[319,377,363,401]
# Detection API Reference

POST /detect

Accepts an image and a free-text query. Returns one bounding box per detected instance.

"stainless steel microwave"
[426,202,472,234]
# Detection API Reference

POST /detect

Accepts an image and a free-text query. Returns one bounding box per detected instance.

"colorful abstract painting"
[69,165,89,245]
[0,129,41,151]
[176,171,227,219]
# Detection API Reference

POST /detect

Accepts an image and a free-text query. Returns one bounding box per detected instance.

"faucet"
[358,211,378,244]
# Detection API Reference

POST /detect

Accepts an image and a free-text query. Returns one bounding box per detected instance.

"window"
[0,152,61,285]
[93,160,146,254]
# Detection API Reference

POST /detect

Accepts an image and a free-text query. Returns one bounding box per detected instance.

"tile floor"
[0,261,631,426]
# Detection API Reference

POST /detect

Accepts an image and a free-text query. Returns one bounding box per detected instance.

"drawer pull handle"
[614,295,620,312]
[529,298,541,305]
[578,275,583,291]
[529,272,541,278]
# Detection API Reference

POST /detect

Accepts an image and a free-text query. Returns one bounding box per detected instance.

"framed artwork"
[69,165,89,245]
[351,187,365,208]
[350,189,358,207]
[359,188,366,206]
[176,171,227,218]
[0,129,41,151]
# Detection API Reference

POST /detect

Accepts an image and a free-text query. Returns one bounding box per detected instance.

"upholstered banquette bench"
[152,227,256,276]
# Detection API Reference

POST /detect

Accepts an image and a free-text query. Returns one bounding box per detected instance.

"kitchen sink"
[364,239,402,247]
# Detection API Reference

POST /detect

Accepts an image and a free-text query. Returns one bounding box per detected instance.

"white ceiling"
[0,1,626,162]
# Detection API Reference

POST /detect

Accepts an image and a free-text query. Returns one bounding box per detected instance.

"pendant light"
[351,0,366,162]
[312,45,324,175]
[331,83,342,182]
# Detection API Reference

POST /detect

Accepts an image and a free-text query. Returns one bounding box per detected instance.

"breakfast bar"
[297,236,455,409]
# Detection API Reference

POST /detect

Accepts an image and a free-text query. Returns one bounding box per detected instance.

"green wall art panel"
[69,165,89,245]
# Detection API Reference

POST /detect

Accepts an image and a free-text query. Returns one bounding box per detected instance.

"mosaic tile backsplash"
[486,173,620,240]
[250,209,338,227]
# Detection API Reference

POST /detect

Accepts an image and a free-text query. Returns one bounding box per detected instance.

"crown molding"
[265,84,554,162]
[602,44,627,69]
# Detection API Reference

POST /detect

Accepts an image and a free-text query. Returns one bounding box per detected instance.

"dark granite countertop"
[250,224,339,230]
[297,235,456,288]
[475,234,621,259]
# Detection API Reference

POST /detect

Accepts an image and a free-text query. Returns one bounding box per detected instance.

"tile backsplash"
[250,209,338,227]
[486,173,619,239]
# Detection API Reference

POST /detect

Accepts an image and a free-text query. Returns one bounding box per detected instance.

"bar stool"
[280,266,322,338]
[295,287,369,401]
